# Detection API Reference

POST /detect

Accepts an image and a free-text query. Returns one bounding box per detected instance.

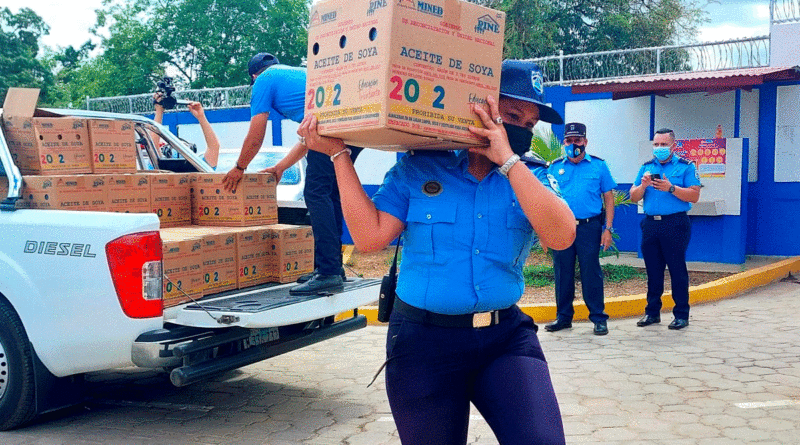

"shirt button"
[477,213,483,219]
[474,249,480,255]
[475,285,480,291]
[426,214,431,220]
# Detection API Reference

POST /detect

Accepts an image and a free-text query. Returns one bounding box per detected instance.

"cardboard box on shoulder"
[2,88,92,174]
[266,224,315,283]
[150,173,192,227]
[306,0,505,151]
[160,230,204,307]
[107,173,151,213]
[19,174,108,211]
[233,226,272,288]
[191,173,277,227]
[88,119,137,173]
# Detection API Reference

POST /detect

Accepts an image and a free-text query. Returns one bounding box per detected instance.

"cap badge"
[531,72,544,96]
[558,168,565,175]
[422,181,443,197]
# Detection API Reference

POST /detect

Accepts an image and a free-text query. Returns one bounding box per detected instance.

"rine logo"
[367,0,387,15]
[475,15,500,34]
[24,241,97,258]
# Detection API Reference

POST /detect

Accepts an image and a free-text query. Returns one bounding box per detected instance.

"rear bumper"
[132,314,367,385]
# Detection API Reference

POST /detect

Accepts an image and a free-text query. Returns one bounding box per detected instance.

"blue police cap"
[500,60,564,125]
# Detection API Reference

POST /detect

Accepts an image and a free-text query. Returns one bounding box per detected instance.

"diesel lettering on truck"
[24,241,97,258]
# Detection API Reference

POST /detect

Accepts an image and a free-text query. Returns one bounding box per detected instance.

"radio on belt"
[306,0,506,151]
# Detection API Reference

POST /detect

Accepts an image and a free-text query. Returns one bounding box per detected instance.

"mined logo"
[367,0,387,15]
[310,8,337,26]
[474,15,500,34]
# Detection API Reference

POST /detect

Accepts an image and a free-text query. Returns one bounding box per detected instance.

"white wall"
[770,22,800,67]
[775,84,800,183]
[655,91,736,140]
[564,96,651,184]
[740,89,760,182]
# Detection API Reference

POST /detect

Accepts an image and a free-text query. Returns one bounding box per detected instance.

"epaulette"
[550,156,565,164]
[677,157,691,164]
[520,155,549,168]
[643,158,658,166]
[589,154,605,161]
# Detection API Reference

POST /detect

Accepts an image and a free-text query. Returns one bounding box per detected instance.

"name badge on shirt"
[422,180,443,197]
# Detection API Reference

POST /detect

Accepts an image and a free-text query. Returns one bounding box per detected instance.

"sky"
[4,0,773,53]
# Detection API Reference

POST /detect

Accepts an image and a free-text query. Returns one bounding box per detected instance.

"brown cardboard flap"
[443,0,461,25]
[2,88,39,118]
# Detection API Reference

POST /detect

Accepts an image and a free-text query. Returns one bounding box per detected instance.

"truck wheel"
[0,300,37,430]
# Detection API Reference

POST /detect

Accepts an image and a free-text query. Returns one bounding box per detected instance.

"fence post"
[656,48,661,74]
[225,90,230,108]
[559,50,564,84]
[85,96,90,111]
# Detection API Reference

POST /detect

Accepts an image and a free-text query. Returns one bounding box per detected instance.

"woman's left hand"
[467,95,516,166]
[297,114,346,156]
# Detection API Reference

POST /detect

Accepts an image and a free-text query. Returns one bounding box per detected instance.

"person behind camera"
[545,122,616,336]
[152,92,220,168]
[298,60,575,445]
[630,128,701,330]
[221,52,362,295]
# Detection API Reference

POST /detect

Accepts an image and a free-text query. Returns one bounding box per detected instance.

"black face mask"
[565,143,586,158]
[503,123,533,156]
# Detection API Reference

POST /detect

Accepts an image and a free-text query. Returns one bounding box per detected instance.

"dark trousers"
[640,212,691,320]
[385,305,565,445]
[551,217,608,323]
[304,147,362,276]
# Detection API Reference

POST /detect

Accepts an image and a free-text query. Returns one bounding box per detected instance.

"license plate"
[244,327,279,349]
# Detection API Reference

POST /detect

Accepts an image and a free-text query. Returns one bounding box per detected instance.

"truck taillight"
[106,231,163,318]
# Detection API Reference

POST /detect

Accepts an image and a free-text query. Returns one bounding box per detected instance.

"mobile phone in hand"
[650,173,661,180]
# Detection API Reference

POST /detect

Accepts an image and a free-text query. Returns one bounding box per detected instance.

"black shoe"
[544,318,572,332]
[593,321,609,336]
[289,274,344,295]
[636,315,661,327]
[668,318,689,330]
[296,268,346,284]
[296,269,318,284]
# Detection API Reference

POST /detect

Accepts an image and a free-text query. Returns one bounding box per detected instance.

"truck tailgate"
[165,278,381,329]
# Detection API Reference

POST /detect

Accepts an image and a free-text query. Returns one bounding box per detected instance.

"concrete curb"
[353,257,800,325]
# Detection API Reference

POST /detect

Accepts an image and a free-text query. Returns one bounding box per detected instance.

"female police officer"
[298,60,576,444]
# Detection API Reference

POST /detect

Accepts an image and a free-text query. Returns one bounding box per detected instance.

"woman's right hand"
[297,114,347,157]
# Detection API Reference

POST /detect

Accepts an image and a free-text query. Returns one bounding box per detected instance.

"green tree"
[0,7,54,103]
[478,0,708,60]
[90,0,309,94]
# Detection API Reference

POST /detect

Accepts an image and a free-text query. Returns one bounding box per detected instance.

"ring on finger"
[495,116,503,125]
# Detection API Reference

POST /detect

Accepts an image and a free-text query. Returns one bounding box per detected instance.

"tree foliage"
[91,0,309,94]
[479,0,708,60]
[0,7,53,104]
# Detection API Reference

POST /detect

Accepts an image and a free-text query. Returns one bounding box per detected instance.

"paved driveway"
[1,281,799,444]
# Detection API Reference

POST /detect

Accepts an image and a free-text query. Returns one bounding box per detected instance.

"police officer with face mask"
[545,123,616,335]
[629,128,701,330]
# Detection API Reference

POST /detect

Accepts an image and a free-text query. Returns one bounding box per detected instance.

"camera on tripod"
[154,76,190,110]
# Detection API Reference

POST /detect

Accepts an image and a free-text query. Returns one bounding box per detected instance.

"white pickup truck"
[0,109,380,430]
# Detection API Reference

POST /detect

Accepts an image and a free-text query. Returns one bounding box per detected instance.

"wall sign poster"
[675,138,727,178]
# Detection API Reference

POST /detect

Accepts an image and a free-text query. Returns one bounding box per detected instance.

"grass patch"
[523,264,645,287]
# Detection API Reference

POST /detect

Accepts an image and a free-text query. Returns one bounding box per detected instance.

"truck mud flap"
[169,314,366,387]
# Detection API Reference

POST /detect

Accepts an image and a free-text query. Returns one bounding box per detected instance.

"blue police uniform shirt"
[372,151,560,315]
[548,154,616,219]
[634,155,701,215]
[251,65,306,123]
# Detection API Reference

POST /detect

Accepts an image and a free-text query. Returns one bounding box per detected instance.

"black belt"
[646,211,687,221]
[393,298,514,329]
[576,214,603,225]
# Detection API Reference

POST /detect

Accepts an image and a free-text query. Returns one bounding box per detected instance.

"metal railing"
[771,0,800,24]
[532,36,771,86]
[85,85,253,115]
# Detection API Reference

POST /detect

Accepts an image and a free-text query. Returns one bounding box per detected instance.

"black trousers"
[303,147,362,276]
[551,216,608,323]
[640,212,692,320]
